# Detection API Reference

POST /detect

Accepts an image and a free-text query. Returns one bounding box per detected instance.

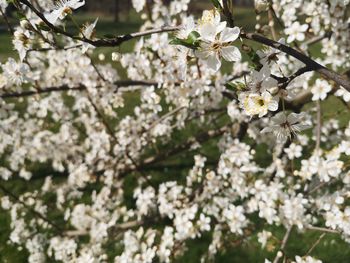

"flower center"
[211,42,222,51]
[62,7,73,16]
[257,98,265,106]
[280,121,291,129]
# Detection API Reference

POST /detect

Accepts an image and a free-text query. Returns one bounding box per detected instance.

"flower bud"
[255,0,269,13]
[112,52,122,61]
[98,53,105,61]
[20,20,31,30]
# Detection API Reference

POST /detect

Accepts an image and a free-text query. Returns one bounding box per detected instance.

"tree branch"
[273,226,293,263]
[0,183,63,233]
[18,0,180,47]
[0,80,158,99]
[222,0,234,27]
[241,32,350,91]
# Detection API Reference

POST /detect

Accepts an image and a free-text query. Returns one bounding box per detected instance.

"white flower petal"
[70,0,85,9]
[221,46,241,62]
[199,24,217,42]
[195,48,210,59]
[268,99,279,111]
[219,27,240,43]
[206,54,221,71]
[45,10,61,25]
[287,35,294,43]
[216,22,227,35]
[261,127,273,133]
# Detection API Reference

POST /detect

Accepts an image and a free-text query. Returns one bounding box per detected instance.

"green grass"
[0,30,14,61]
[1,7,350,263]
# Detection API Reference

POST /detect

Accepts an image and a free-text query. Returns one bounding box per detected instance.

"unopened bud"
[62,7,73,16]
[112,52,121,61]
[279,89,288,98]
[241,44,252,53]
[260,25,270,35]
[255,0,269,13]
[98,53,105,61]
[20,20,31,30]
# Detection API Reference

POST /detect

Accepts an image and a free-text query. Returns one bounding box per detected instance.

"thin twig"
[18,0,180,47]
[268,8,277,40]
[306,233,325,255]
[316,100,322,151]
[273,226,293,263]
[27,44,83,53]
[306,225,340,234]
[0,6,14,34]
[0,183,63,233]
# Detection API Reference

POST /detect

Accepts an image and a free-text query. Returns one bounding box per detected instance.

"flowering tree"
[0,0,350,262]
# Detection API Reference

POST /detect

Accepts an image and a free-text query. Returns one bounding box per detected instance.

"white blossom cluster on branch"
[0,0,349,262]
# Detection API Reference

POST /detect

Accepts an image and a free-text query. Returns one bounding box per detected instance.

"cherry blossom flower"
[45,0,85,25]
[284,143,303,159]
[249,65,278,93]
[132,0,146,13]
[335,86,350,102]
[257,230,272,249]
[0,0,8,10]
[1,58,30,86]
[13,27,32,61]
[256,38,285,65]
[239,91,279,117]
[197,213,211,232]
[195,27,241,71]
[261,112,311,140]
[285,22,308,43]
[293,256,322,263]
[197,10,226,37]
[81,18,98,53]
[311,79,332,101]
[255,0,269,13]
[177,16,195,39]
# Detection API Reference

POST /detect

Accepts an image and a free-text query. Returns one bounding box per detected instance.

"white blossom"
[45,0,85,25]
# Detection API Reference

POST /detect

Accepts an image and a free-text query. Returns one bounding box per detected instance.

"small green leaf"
[225,82,246,91]
[210,0,223,10]
[15,11,26,20]
[37,23,51,32]
[188,31,200,41]
[169,37,199,49]
[242,45,263,70]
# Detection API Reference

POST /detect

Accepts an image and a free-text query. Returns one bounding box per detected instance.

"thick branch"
[18,0,180,47]
[242,32,350,91]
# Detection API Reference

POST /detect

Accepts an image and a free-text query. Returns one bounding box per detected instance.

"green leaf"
[37,23,51,32]
[169,38,197,49]
[210,0,223,10]
[242,45,263,70]
[15,11,26,20]
[170,31,200,49]
[169,31,201,49]
[187,31,200,44]
[225,82,246,91]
